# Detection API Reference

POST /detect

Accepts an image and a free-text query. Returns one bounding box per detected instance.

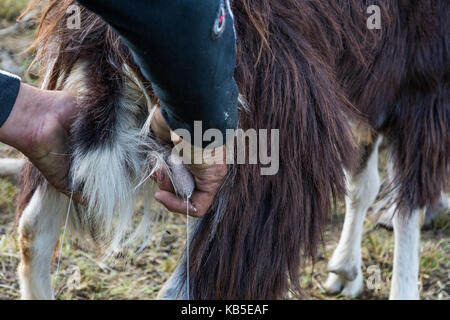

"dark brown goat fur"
[17,0,449,299]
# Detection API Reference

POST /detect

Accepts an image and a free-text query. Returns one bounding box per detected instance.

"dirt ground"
[0,0,448,300]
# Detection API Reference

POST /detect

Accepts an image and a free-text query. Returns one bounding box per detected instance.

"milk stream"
[186,195,190,300]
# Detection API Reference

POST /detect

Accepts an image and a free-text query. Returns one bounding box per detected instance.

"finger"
[155,169,175,193]
[189,191,215,217]
[154,191,198,216]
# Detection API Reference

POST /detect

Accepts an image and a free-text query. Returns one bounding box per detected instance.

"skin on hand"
[151,108,228,218]
[154,160,228,218]
[0,83,81,201]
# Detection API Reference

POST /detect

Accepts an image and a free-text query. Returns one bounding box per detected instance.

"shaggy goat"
[7,0,449,300]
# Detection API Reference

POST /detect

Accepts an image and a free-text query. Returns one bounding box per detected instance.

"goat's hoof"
[327,255,359,282]
[323,273,343,294]
[324,270,363,298]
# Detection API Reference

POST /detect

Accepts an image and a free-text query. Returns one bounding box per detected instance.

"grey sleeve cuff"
[0,70,21,127]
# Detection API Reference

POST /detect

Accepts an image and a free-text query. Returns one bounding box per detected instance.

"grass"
[0,0,29,23]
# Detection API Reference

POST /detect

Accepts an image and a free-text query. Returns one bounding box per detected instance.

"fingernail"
[154,192,162,202]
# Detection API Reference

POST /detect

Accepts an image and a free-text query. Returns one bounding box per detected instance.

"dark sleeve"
[77,0,238,147]
[0,71,21,127]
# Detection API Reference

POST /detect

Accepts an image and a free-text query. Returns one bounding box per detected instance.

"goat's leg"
[389,208,421,300]
[18,186,69,300]
[324,137,382,297]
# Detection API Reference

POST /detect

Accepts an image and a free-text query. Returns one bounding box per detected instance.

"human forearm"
[0,83,68,153]
[0,83,46,151]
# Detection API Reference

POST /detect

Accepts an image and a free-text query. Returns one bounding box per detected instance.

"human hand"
[151,108,228,217]
[0,83,80,200]
[154,157,228,218]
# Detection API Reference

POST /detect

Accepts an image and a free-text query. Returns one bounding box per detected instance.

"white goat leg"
[18,186,69,300]
[389,208,421,300]
[324,138,381,297]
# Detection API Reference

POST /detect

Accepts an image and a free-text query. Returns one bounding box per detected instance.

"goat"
[10,0,449,300]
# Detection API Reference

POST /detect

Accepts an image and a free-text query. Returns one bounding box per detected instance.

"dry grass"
[0,0,448,300]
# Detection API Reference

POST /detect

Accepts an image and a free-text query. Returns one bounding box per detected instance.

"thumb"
[154,191,199,217]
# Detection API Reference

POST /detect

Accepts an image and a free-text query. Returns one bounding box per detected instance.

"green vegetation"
[0,0,29,22]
